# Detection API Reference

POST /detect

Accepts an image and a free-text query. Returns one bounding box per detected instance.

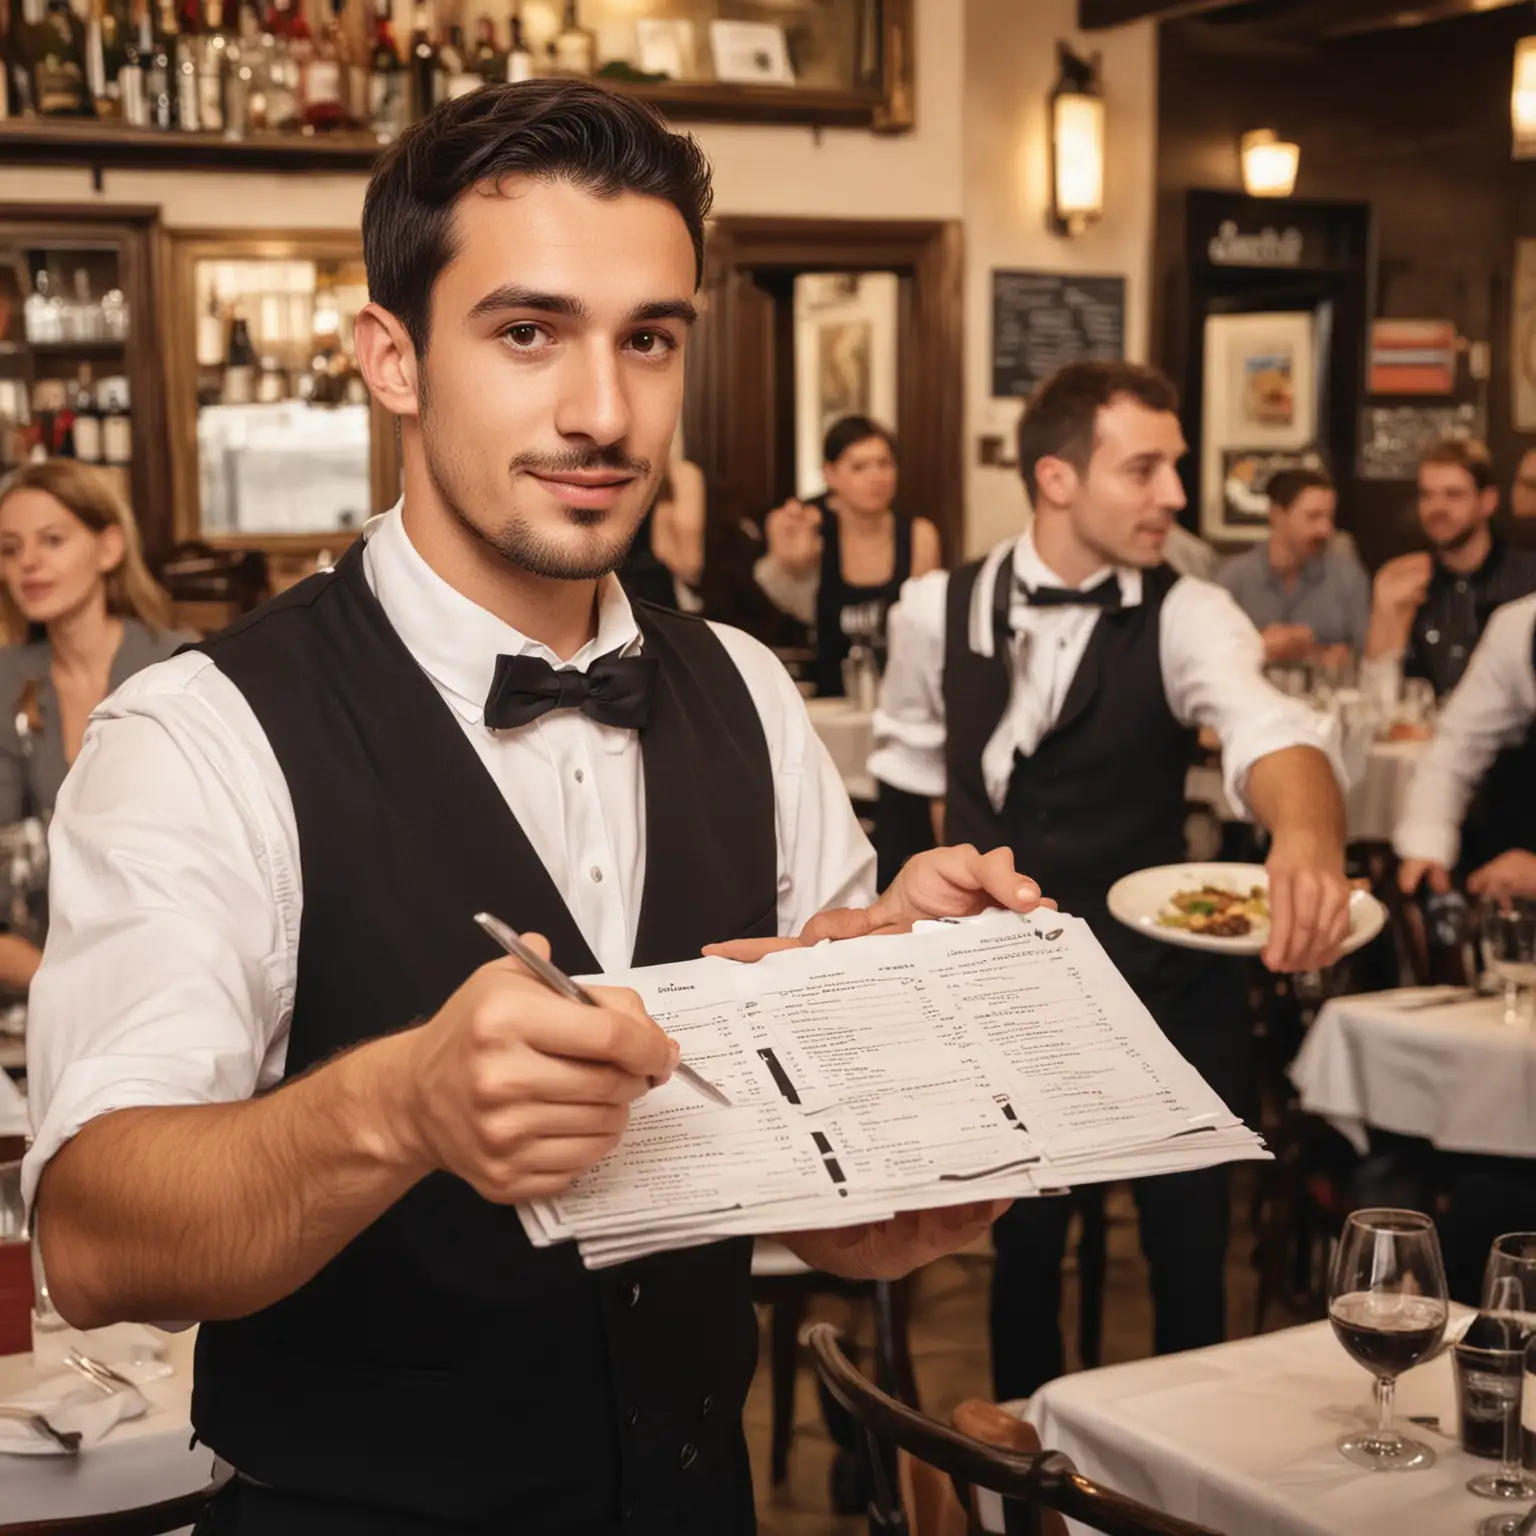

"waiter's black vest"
[189,541,776,1529]
[943,556,1193,929]
[1462,620,1536,875]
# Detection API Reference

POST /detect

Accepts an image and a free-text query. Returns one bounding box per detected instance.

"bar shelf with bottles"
[0,0,913,163]
[164,230,400,553]
[0,214,166,548]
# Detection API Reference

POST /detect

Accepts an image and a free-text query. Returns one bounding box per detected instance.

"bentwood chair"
[808,1324,1226,1536]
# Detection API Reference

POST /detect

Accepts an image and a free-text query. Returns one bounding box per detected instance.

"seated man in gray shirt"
[1217,467,1371,665]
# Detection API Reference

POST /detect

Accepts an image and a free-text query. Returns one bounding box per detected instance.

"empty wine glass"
[1480,901,1536,1026]
[1468,1270,1536,1509]
[1328,1208,1450,1471]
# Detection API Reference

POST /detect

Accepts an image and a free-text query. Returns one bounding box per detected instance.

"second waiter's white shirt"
[22,503,876,1206]
[1394,591,1536,870]
[868,530,1343,814]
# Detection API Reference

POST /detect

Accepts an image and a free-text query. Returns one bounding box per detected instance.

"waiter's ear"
[1032,453,1079,508]
[354,302,421,421]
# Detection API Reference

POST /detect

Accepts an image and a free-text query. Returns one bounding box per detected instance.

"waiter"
[22,84,1030,1535]
[871,359,1352,1400]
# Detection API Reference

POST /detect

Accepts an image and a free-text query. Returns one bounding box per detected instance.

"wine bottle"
[196,0,227,131]
[222,307,256,405]
[100,376,131,465]
[168,0,197,128]
[470,11,495,81]
[549,0,591,76]
[30,0,93,115]
[503,4,526,82]
[439,19,473,98]
[298,0,346,129]
[366,0,403,139]
[144,0,172,124]
[406,0,436,118]
[261,0,299,130]
[70,365,101,464]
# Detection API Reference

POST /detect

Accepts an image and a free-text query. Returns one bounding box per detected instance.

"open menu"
[518,909,1268,1268]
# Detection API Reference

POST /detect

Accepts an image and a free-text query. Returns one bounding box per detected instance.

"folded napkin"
[0,1372,148,1455]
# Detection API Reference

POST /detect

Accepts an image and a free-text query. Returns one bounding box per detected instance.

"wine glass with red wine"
[1328,1208,1449,1471]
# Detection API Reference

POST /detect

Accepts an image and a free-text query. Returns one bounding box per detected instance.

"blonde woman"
[0,460,189,989]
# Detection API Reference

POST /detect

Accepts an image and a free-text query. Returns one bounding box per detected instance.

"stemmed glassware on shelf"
[1328,1208,1450,1471]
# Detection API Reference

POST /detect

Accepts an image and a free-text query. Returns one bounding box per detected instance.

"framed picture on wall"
[818,320,872,429]
[635,19,697,81]
[1200,310,1321,541]
[1515,242,1536,433]
[710,21,795,86]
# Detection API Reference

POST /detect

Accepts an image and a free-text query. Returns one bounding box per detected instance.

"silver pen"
[473,912,733,1108]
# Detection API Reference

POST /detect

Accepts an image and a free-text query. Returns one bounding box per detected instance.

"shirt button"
[1456,580,1468,593]
[625,1279,641,1309]
[699,1395,714,1419]
[574,769,585,784]
[625,1405,640,1430]
[591,866,604,883]
[1426,629,1441,644]
[679,1443,699,1469]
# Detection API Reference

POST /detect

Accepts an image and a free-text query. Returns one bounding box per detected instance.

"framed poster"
[1516,242,1536,432]
[1200,310,1320,541]
[1369,319,1458,396]
[635,19,697,80]
[709,21,795,86]
[818,320,872,426]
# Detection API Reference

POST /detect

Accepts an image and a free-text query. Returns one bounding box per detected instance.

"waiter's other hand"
[1398,856,1452,896]
[1261,623,1317,664]
[1467,849,1536,904]
[1263,832,1352,973]
[762,498,823,579]
[1372,552,1434,616]
[701,845,1053,963]
[777,1200,1011,1281]
[399,933,675,1204]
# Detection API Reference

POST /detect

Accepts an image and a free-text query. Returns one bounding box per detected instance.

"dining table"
[0,1322,211,1529]
[1290,987,1536,1158]
[1014,1309,1494,1536]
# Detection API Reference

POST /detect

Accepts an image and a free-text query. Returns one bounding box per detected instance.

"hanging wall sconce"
[1240,129,1301,197]
[1514,33,1536,159]
[1049,42,1105,237]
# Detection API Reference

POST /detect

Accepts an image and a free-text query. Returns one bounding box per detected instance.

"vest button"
[625,1404,640,1430]
[699,1394,714,1419]
[679,1442,699,1469]
[625,1279,641,1308]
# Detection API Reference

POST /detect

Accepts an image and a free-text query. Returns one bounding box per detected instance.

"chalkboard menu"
[991,270,1126,399]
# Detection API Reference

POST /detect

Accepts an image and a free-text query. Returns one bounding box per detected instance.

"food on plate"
[1158,883,1268,938]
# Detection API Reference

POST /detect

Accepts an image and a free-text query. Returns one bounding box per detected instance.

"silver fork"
[0,1403,82,1453]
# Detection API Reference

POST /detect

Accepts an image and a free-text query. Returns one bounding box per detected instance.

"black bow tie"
[1020,574,1123,612]
[483,649,659,731]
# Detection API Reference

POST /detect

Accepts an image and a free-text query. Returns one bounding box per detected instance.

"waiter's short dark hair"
[362,80,713,357]
[1017,361,1180,505]
[823,415,896,466]
[1419,437,1496,494]
[1267,467,1334,510]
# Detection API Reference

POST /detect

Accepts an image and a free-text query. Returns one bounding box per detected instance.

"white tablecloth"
[1022,1313,1482,1536]
[1291,989,1536,1158]
[0,1324,209,1526]
[805,697,876,803]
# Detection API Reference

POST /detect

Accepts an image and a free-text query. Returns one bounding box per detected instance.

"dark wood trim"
[685,216,965,561]
[160,228,400,555]
[0,203,172,562]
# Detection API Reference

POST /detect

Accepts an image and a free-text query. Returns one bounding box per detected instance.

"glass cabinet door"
[166,233,399,550]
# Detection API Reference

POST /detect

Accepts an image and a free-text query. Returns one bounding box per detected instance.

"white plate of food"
[1105,862,1387,957]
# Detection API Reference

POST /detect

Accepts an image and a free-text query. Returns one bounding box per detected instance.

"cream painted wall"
[0,0,963,223]
[961,0,1157,557]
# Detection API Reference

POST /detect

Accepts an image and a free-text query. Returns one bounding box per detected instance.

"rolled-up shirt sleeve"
[22,656,298,1212]
[868,571,950,800]
[1161,576,1346,819]
[1394,596,1536,870]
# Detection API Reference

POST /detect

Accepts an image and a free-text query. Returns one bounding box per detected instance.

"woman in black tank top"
[757,416,942,698]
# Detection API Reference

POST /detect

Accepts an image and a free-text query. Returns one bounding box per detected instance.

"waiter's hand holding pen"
[390,932,676,1206]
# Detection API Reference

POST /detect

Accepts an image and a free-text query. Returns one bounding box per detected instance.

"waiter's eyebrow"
[467,286,698,327]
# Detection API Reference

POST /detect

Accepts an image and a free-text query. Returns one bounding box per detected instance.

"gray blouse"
[0,619,193,823]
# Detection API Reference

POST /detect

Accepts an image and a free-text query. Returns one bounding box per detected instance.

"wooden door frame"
[684,216,966,563]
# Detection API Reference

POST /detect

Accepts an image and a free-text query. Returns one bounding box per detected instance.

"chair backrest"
[1,1482,219,1536]
[809,1324,1226,1536]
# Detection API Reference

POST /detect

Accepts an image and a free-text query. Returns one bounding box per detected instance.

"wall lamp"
[1049,42,1106,237]
[1240,128,1301,198]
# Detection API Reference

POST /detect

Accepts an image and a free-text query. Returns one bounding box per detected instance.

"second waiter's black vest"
[942,554,1197,977]
[1461,616,1536,876]
[189,540,777,1530]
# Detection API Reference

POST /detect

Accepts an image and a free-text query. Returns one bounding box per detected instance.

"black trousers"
[192,1449,757,1536]
[988,943,1251,1403]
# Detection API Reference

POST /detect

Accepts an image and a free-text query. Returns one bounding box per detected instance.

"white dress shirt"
[22,504,875,1207]
[1393,592,1536,870]
[868,530,1343,815]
